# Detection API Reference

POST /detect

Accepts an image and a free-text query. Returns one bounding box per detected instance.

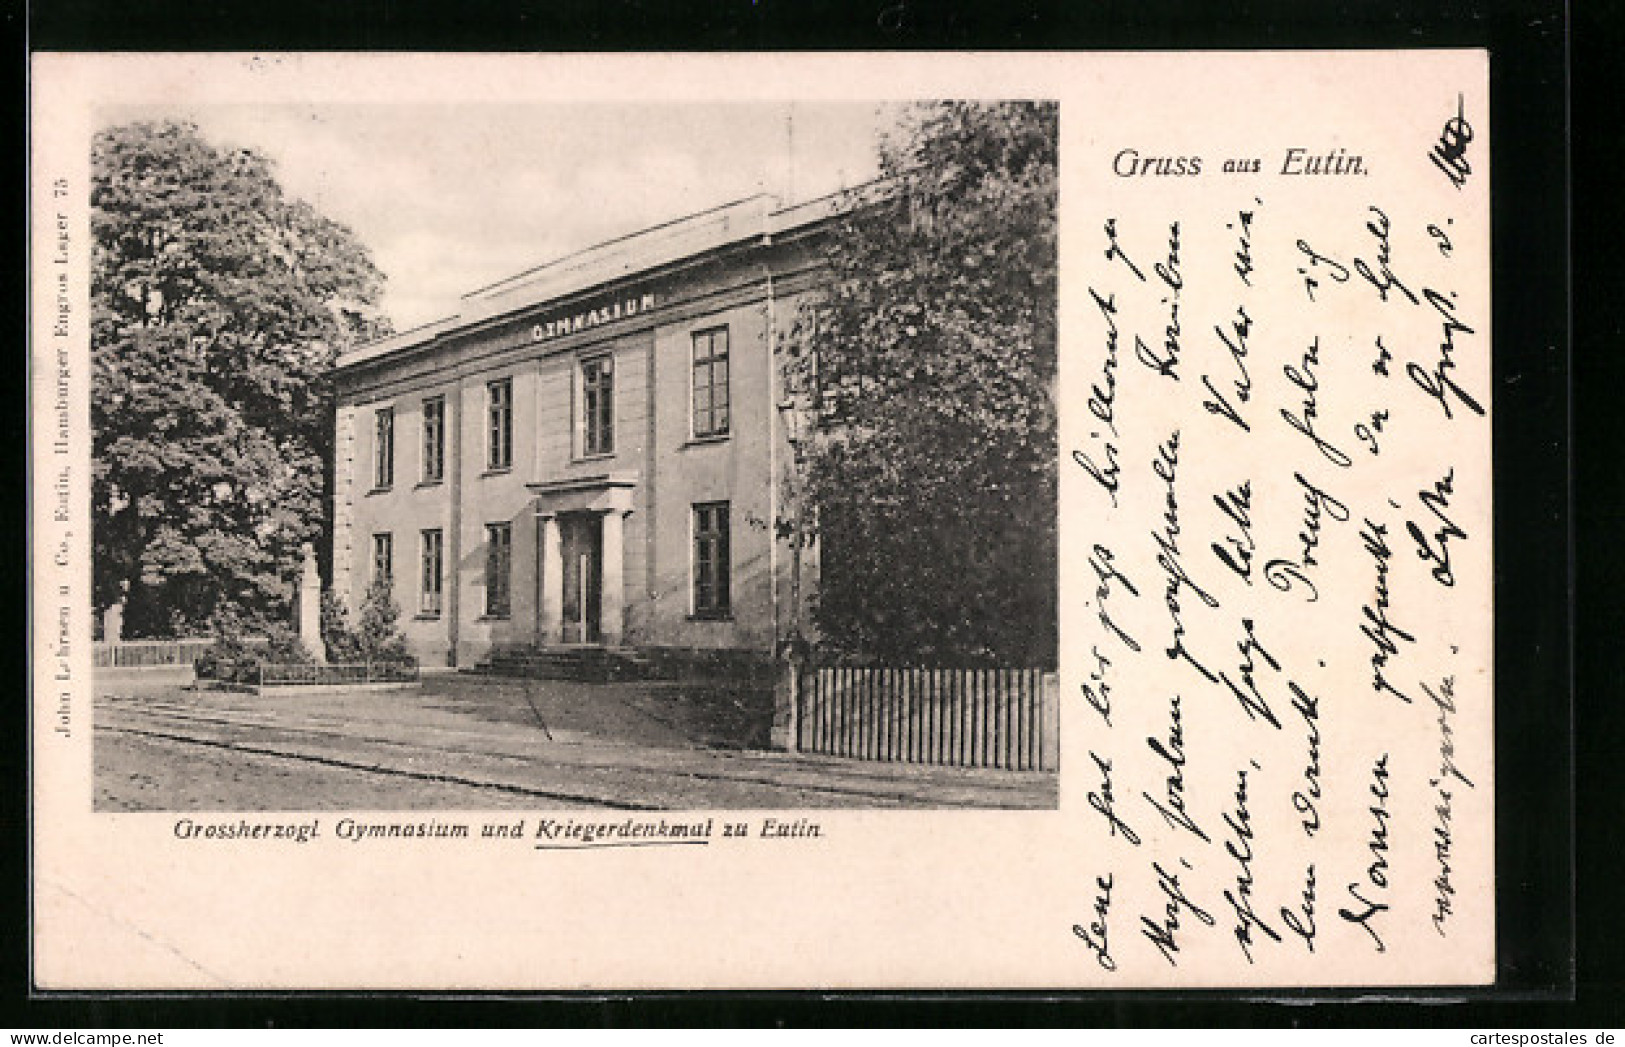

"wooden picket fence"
[94,638,216,669]
[796,666,1058,771]
[94,636,270,669]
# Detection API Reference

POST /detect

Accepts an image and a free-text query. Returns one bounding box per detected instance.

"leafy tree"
[91,120,390,637]
[782,101,1058,667]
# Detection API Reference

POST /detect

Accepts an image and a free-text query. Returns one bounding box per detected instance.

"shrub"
[323,579,413,666]
[194,608,314,685]
[321,590,364,663]
[262,621,315,666]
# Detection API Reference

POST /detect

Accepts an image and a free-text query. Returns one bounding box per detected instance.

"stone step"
[468,646,654,683]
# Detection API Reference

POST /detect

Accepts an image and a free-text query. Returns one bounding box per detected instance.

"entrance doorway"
[560,513,602,644]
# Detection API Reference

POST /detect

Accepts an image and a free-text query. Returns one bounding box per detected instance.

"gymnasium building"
[331,194,837,669]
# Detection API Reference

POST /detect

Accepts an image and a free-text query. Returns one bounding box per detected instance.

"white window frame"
[689,325,730,440]
[420,528,443,617]
[690,501,731,619]
[372,532,393,587]
[421,395,446,484]
[576,351,615,459]
[373,406,394,489]
[487,378,513,472]
[484,521,512,618]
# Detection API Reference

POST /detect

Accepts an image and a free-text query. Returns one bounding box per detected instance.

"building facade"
[331,195,832,668]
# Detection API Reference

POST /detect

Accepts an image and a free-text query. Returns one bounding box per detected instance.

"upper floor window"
[487,378,513,471]
[580,354,614,457]
[422,396,445,483]
[373,407,394,489]
[691,327,730,439]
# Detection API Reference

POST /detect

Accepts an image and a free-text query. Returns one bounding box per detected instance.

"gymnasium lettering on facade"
[530,292,657,343]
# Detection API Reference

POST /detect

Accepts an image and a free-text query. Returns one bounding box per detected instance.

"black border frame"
[17,0,1579,1027]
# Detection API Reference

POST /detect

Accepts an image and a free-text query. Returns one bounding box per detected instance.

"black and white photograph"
[87,99,1061,813]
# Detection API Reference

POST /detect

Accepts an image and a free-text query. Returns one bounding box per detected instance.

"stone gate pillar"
[298,543,325,662]
[102,602,124,644]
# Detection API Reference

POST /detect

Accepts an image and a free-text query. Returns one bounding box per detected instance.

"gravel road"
[93,674,1058,811]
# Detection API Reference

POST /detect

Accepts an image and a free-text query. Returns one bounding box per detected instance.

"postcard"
[31,50,1492,989]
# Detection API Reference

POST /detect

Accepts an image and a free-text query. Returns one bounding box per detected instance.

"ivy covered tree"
[782,101,1058,666]
[91,120,390,637]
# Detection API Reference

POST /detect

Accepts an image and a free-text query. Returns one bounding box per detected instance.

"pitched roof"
[337,188,852,371]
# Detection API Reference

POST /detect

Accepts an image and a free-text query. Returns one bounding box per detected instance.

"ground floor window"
[692,502,730,618]
[420,528,443,617]
[485,522,512,618]
[372,532,393,586]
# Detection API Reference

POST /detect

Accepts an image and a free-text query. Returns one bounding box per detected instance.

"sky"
[106,103,888,332]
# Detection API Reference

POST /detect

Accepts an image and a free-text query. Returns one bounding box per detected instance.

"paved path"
[94,676,1057,811]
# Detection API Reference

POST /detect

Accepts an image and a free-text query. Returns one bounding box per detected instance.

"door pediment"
[528,471,637,516]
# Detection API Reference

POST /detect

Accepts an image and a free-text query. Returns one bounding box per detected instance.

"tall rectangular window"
[692,502,731,618]
[691,327,730,438]
[487,378,513,471]
[422,396,445,483]
[484,522,512,618]
[373,407,394,488]
[580,354,614,456]
[372,532,393,586]
[420,528,443,616]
